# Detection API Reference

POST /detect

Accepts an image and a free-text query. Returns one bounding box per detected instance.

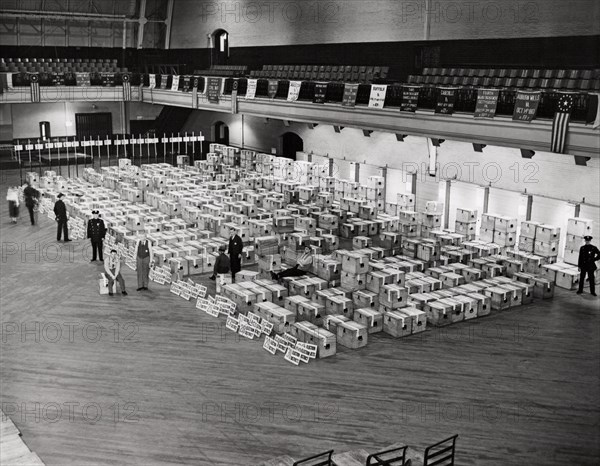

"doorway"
[212,121,229,145]
[280,132,303,160]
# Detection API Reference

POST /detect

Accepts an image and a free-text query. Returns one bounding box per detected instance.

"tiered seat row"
[408,67,600,91]
[0,57,125,74]
[250,64,389,83]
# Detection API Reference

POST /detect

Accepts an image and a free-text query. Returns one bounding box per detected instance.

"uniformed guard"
[87,210,106,262]
[227,226,244,283]
[577,235,600,296]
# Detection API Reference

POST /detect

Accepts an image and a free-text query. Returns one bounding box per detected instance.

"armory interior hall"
[1,1,599,465]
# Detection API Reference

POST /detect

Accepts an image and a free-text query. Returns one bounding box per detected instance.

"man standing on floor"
[87,210,106,262]
[577,235,600,296]
[227,226,243,283]
[53,193,70,242]
[135,232,154,291]
[23,181,39,226]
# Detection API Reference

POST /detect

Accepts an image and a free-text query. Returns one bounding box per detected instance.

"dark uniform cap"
[584,235,593,241]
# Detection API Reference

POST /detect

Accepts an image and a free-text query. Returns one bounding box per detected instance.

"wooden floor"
[1,169,599,466]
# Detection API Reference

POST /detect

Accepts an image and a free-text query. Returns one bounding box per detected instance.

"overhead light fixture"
[473,143,486,152]
[430,138,445,147]
[574,155,591,166]
[363,130,373,137]
[395,134,407,142]
[333,126,344,133]
[520,149,535,158]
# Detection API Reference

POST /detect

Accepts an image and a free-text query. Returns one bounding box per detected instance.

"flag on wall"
[512,90,541,122]
[435,87,458,114]
[368,84,387,108]
[192,77,199,109]
[550,93,575,153]
[122,73,131,101]
[474,89,499,118]
[246,79,257,99]
[342,83,359,107]
[30,74,40,102]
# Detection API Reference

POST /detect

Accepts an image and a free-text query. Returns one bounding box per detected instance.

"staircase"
[150,106,193,137]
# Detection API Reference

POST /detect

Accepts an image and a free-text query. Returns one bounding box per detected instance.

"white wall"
[170,0,600,48]
[9,102,163,139]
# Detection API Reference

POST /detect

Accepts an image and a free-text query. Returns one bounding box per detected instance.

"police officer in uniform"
[87,210,106,262]
[53,193,70,242]
[577,235,600,296]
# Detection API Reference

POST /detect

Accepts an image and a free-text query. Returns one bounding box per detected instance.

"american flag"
[551,93,575,153]
[30,73,40,102]
[122,73,131,101]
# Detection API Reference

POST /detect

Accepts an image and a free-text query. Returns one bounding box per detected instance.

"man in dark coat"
[227,226,243,283]
[87,210,106,262]
[577,235,600,296]
[53,193,70,242]
[23,181,39,226]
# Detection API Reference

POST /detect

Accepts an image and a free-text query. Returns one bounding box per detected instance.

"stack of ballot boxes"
[291,321,336,358]
[564,218,593,266]
[353,307,384,334]
[340,252,369,291]
[533,224,560,262]
[399,210,420,238]
[455,208,477,240]
[518,221,540,253]
[419,202,443,238]
[491,215,517,249]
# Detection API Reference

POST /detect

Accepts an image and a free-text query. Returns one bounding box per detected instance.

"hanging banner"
[148,74,156,89]
[29,74,40,102]
[122,74,131,101]
[474,89,499,118]
[400,85,421,112]
[342,83,359,107]
[313,82,328,104]
[287,81,302,102]
[512,90,541,122]
[181,76,192,92]
[75,72,90,87]
[171,75,180,91]
[160,75,169,89]
[246,79,257,99]
[268,79,279,99]
[368,84,387,108]
[231,80,239,114]
[100,72,115,86]
[435,87,458,114]
[192,77,199,109]
[207,77,221,103]
[51,73,65,86]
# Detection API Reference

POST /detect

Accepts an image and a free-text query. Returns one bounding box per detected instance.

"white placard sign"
[246,79,257,99]
[287,81,302,102]
[171,75,180,91]
[368,84,388,108]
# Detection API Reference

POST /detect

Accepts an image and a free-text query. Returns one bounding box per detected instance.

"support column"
[379,166,388,205]
[137,0,147,49]
[483,186,490,213]
[120,101,130,135]
[444,179,451,229]
[525,195,533,221]
[328,158,334,177]
[574,203,581,217]
[354,162,360,183]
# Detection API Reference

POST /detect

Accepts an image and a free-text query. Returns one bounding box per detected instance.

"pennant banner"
[192,77,199,108]
[313,82,328,104]
[474,89,499,118]
[551,93,575,153]
[342,83,359,107]
[512,90,541,122]
[435,87,458,114]
[207,77,221,103]
[287,81,302,102]
[400,85,421,112]
[231,80,239,114]
[75,72,90,87]
[368,84,388,108]
[148,74,156,89]
[268,79,279,99]
[30,74,40,102]
[171,75,180,91]
[122,74,131,101]
[160,75,169,89]
[246,79,257,99]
